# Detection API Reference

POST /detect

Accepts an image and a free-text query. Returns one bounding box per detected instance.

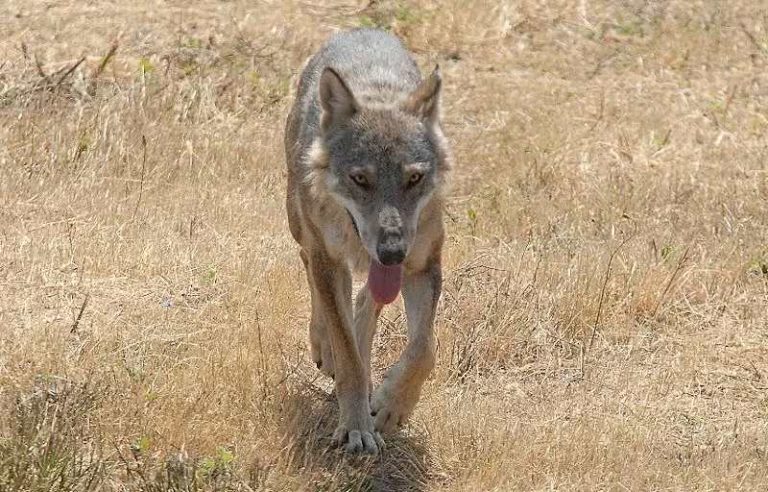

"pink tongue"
[368,261,403,305]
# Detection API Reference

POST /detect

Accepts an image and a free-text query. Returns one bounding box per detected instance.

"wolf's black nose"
[378,246,406,265]
[378,247,406,265]
[377,234,406,265]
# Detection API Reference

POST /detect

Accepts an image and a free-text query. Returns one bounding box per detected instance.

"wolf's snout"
[376,232,406,265]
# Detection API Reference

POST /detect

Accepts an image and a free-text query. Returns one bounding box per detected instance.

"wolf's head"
[308,66,449,271]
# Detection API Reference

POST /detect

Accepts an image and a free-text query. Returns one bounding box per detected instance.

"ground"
[1,1,767,490]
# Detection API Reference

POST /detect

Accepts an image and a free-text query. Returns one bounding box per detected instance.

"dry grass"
[1,0,767,490]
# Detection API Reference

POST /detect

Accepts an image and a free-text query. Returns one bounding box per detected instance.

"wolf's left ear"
[319,67,358,131]
[404,65,442,125]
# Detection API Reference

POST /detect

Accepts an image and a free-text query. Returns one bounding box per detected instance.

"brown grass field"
[2,1,767,490]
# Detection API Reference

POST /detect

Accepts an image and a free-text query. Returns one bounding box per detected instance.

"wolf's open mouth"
[346,210,360,238]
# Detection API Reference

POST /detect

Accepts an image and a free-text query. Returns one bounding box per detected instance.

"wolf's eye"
[350,172,370,188]
[407,172,424,188]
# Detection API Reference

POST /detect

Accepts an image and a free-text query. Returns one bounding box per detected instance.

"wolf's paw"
[370,377,420,434]
[332,421,384,455]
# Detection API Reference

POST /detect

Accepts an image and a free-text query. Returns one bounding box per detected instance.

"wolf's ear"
[319,67,358,131]
[404,65,442,125]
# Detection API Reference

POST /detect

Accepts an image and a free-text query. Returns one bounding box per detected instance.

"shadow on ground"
[277,381,439,492]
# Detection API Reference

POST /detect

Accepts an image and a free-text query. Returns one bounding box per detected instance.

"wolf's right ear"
[319,67,358,131]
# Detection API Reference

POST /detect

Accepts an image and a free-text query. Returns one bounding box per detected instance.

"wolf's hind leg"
[354,285,381,394]
[371,261,440,433]
[309,285,335,379]
[302,249,335,379]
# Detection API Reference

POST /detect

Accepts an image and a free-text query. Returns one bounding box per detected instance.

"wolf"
[284,28,450,455]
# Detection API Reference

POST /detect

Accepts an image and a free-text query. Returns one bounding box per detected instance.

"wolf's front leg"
[309,251,384,454]
[372,261,440,433]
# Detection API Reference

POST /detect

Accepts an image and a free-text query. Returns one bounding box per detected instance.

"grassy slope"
[1,1,767,490]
